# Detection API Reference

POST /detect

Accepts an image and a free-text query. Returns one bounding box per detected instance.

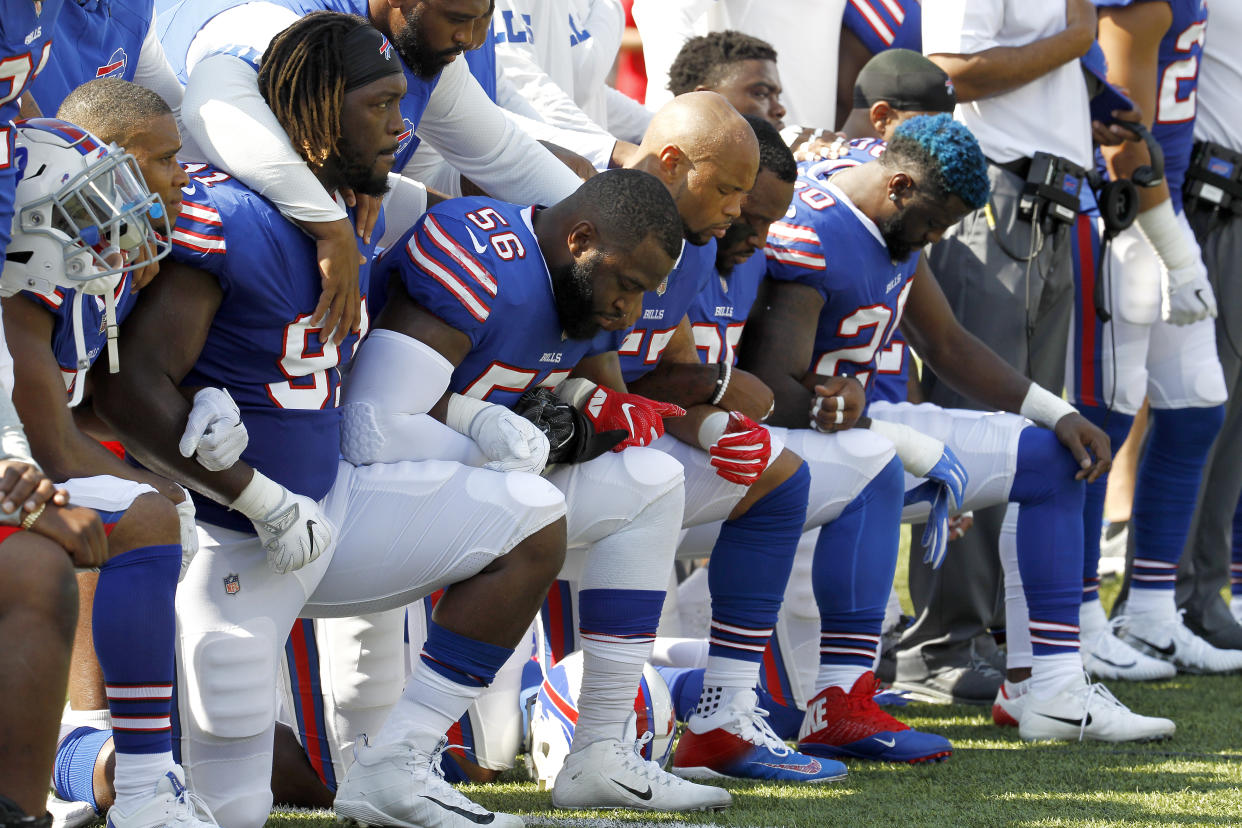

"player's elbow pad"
[341,329,455,464]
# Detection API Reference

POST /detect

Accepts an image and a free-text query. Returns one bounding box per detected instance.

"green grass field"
[270,538,1242,828]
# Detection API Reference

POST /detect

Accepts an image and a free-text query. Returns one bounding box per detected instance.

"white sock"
[694,656,758,717]
[1078,600,1108,639]
[816,664,868,693]
[571,638,650,751]
[111,751,175,809]
[1126,587,1176,623]
[375,661,481,753]
[1029,654,1085,700]
[62,705,110,730]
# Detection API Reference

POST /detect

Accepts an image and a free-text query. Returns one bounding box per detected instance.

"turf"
[267,537,1242,828]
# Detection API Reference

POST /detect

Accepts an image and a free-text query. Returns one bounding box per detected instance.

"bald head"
[634,92,759,245]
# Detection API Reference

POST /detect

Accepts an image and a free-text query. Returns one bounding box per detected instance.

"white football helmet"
[526,650,676,789]
[3,117,169,299]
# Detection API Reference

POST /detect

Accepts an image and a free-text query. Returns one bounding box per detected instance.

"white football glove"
[1162,262,1218,326]
[445,393,549,474]
[179,387,249,471]
[174,485,198,581]
[231,471,333,575]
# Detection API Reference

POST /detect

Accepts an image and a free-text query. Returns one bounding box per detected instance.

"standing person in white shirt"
[892,0,1100,706]
[1175,0,1242,648]
[633,0,846,130]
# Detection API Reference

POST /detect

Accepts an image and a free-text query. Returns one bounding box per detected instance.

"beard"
[877,210,921,263]
[328,142,391,198]
[552,253,606,340]
[393,6,463,79]
[714,221,752,275]
[681,217,714,247]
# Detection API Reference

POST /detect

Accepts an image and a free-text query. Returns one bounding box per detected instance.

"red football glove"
[581,385,686,451]
[708,412,771,486]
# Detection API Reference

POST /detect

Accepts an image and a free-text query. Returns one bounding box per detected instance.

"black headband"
[342,25,403,92]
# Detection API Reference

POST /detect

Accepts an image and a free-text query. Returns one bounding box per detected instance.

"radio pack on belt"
[1019,152,1085,225]
[1185,140,1242,214]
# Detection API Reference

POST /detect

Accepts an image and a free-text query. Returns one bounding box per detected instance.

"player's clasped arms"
[0,2,1238,828]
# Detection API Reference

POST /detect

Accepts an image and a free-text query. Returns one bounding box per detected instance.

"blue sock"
[813,456,904,682]
[94,544,180,755]
[1233,495,1242,599]
[54,727,112,810]
[1075,403,1134,604]
[707,462,809,666]
[1009,429,1085,656]
[1131,406,1225,595]
[421,620,513,688]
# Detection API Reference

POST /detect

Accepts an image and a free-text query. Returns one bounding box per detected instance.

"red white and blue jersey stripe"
[1,0,62,257]
[156,0,439,169]
[842,0,922,55]
[765,167,918,404]
[168,165,379,531]
[375,197,623,409]
[617,240,715,384]
[30,0,152,114]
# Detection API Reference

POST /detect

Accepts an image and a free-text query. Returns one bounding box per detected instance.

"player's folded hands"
[707,412,772,486]
[557,380,685,451]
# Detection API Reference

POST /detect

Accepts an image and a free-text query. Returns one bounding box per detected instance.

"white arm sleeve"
[180,3,345,224]
[604,85,653,143]
[133,14,184,120]
[0,385,37,468]
[631,0,715,110]
[341,329,485,466]
[416,58,582,203]
[377,172,429,250]
[495,72,617,168]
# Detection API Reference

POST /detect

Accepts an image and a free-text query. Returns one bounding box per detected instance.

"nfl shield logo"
[223,573,241,595]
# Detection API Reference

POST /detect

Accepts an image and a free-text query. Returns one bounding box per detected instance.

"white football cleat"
[1081,619,1177,681]
[104,768,218,828]
[991,679,1028,728]
[47,794,98,828]
[552,715,732,812]
[334,738,522,828]
[1119,611,1242,674]
[1018,680,1175,743]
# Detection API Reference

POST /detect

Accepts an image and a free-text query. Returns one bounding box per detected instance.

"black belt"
[988,156,1032,180]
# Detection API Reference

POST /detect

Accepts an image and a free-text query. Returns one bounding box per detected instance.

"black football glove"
[512,387,627,464]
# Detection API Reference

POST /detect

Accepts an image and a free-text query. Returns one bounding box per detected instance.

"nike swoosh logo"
[465,227,488,255]
[1039,713,1093,728]
[306,520,317,554]
[873,737,896,747]
[1090,653,1137,669]
[420,797,496,824]
[1131,635,1176,657]
[758,759,828,774]
[609,778,653,801]
[620,402,638,435]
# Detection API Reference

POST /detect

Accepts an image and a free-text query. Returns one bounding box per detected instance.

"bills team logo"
[378,34,394,61]
[396,118,414,153]
[96,47,127,79]
[223,573,241,595]
[945,78,956,99]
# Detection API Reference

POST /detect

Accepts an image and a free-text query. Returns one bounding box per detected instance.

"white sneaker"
[47,795,98,828]
[1097,521,1128,576]
[552,716,732,812]
[1231,597,1242,628]
[991,679,1028,728]
[1119,611,1242,674]
[1018,680,1175,743]
[104,768,218,828]
[334,738,522,828]
[1082,619,1177,681]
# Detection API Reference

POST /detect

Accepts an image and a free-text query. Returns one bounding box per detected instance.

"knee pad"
[184,623,277,739]
[321,612,406,713]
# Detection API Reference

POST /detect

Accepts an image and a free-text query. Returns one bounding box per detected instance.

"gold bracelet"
[20,502,46,531]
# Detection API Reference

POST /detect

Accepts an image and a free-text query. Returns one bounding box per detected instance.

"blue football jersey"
[765,171,917,403]
[30,0,152,115]
[842,0,922,55]
[617,240,715,384]
[1,0,62,257]
[378,197,623,409]
[686,249,764,367]
[157,0,438,168]
[19,274,137,403]
[168,164,379,530]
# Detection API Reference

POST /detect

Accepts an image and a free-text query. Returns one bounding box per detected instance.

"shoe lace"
[725,704,790,756]
[1068,678,1127,742]
[167,785,217,828]
[618,733,679,788]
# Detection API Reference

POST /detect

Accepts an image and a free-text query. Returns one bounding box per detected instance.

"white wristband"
[554,378,598,408]
[1135,199,1197,273]
[697,410,730,450]
[867,419,944,478]
[1019,384,1076,429]
[445,393,493,437]
[231,470,285,521]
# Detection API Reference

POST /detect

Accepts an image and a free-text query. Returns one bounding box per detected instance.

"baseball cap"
[853,49,956,113]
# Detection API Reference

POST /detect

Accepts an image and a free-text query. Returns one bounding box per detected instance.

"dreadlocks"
[257,11,364,170]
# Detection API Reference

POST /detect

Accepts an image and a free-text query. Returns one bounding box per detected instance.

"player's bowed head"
[630,92,760,246]
[534,168,684,340]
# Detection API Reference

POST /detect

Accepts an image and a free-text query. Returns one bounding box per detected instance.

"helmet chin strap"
[67,285,121,409]
[104,287,119,375]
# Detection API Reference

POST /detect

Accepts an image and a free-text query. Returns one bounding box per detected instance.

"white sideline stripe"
[270,807,774,828]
